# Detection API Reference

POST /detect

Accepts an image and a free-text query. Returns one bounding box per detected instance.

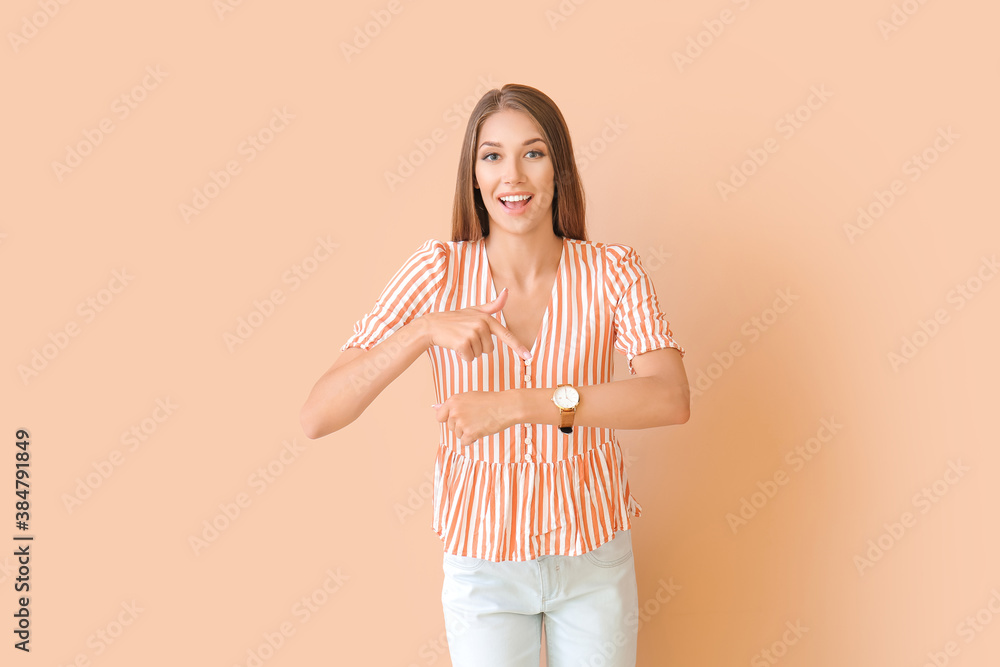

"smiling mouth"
[499,195,532,211]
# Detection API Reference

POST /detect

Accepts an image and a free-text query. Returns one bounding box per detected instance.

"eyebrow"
[478,138,546,150]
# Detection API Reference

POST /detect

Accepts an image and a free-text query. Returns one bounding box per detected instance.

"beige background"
[3,0,999,665]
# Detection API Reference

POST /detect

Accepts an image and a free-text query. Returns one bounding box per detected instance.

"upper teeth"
[501,195,531,202]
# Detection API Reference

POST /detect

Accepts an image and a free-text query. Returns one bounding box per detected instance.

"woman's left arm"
[432,347,689,445]
[514,347,690,429]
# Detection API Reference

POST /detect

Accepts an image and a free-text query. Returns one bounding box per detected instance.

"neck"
[484,228,563,284]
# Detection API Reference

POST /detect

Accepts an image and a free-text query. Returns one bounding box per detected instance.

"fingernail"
[431,403,441,408]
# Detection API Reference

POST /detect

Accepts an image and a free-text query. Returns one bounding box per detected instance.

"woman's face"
[474,109,556,238]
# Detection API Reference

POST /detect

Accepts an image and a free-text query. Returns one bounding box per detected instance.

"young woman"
[300,83,689,667]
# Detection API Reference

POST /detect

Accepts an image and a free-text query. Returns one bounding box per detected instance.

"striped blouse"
[340,236,685,561]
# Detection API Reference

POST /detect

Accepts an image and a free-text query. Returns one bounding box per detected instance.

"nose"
[502,158,524,185]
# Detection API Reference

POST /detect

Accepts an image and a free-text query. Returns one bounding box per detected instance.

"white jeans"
[441,530,638,667]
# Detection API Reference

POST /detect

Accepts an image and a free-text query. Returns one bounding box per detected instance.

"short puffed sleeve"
[340,239,448,352]
[604,243,685,375]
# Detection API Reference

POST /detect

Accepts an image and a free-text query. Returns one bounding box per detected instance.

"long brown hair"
[451,84,587,243]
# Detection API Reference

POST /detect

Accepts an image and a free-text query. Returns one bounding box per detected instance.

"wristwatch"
[551,384,580,434]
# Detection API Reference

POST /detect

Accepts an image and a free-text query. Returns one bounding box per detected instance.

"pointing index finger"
[486,317,532,361]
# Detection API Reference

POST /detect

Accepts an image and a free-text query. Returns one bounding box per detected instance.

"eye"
[527,150,545,158]
[481,152,499,161]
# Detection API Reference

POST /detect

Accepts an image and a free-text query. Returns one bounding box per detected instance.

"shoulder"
[413,238,451,254]
[386,240,451,287]
[599,241,638,262]
[566,238,634,254]
[566,238,639,269]
[400,238,451,265]
[413,238,489,257]
[583,241,651,300]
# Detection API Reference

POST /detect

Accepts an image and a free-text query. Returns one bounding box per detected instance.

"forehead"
[478,109,544,144]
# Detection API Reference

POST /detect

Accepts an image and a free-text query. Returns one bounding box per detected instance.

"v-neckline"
[482,236,566,359]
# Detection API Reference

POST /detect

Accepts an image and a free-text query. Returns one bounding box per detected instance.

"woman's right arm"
[299,317,432,439]
[299,288,528,440]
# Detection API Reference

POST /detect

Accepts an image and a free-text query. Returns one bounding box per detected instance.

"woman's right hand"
[420,288,532,362]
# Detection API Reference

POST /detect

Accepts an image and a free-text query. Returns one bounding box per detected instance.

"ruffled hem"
[432,439,642,562]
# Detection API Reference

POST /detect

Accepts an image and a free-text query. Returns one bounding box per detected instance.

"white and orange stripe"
[342,236,685,561]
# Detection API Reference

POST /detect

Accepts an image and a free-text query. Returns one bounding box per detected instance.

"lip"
[497,191,533,200]
[496,191,534,216]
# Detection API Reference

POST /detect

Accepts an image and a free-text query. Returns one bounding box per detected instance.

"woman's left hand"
[431,391,520,446]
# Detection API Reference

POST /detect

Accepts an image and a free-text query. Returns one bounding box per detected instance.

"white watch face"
[554,385,579,409]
